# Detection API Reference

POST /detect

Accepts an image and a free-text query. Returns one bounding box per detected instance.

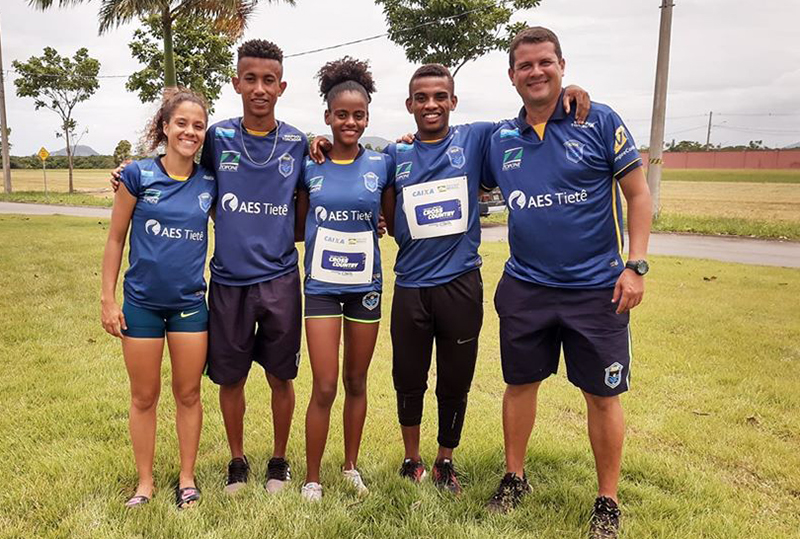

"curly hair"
[142,87,208,154]
[408,63,454,95]
[238,39,283,63]
[316,56,376,108]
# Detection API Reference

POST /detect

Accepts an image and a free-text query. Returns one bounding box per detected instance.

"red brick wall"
[640,150,800,169]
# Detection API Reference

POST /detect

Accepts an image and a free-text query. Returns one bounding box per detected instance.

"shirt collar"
[515,89,568,132]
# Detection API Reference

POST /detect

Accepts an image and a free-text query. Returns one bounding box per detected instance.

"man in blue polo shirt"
[482,27,652,539]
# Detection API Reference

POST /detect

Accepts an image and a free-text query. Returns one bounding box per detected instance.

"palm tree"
[28,0,295,88]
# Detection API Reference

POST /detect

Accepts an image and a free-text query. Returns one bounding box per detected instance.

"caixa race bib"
[403,176,468,239]
[311,227,374,285]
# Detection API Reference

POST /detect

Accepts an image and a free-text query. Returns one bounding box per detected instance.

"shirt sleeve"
[120,161,142,197]
[603,110,643,179]
[383,151,396,189]
[297,134,310,190]
[200,127,216,171]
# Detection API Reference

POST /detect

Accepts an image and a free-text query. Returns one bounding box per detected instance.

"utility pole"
[0,15,12,193]
[646,0,675,220]
[705,111,713,149]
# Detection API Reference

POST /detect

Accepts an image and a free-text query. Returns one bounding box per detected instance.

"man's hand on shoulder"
[109,159,132,192]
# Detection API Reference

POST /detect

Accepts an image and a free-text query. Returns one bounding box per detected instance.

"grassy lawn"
[0,169,114,206]
[1,215,799,538]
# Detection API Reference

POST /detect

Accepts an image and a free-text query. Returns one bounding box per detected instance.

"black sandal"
[124,494,150,508]
[175,485,201,509]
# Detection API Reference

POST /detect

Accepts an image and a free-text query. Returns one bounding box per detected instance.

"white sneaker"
[343,468,369,497]
[301,482,323,502]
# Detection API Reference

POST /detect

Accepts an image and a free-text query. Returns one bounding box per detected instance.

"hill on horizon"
[51,145,99,157]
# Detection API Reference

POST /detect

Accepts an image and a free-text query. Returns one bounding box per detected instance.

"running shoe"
[399,458,427,483]
[224,455,250,494]
[485,472,531,513]
[431,458,462,494]
[342,468,369,497]
[589,496,621,539]
[265,457,291,493]
[301,482,323,502]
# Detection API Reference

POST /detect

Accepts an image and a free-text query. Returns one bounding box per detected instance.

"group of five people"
[100,26,651,538]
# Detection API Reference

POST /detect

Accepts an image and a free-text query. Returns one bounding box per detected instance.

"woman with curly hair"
[100,88,215,509]
[296,57,393,501]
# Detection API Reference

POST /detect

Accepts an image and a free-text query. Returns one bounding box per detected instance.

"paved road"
[2,201,799,268]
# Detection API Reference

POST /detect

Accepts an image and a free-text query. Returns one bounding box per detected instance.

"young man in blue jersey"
[200,40,308,494]
[482,28,652,539]
[380,65,590,494]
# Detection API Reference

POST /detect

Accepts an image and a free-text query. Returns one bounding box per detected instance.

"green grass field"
[1,215,799,538]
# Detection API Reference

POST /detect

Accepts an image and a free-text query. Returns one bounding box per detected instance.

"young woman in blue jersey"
[295,57,393,501]
[101,88,215,509]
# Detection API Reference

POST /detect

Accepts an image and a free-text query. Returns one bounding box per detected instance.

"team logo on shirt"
[282,134,302,142]
[396,161,412,181]
[604,362,624,389]
[363,171,379,193]
[308,176,324,193]
[221,193,239,212]
[507,190,527,210]
[315,206,328,223]
[362,291,380,311]
[216,128,236,139]
[141,170,154,178]
[446,146,466,169]
[143,188,161,205]
[500,128,520,139]
[198,192,213,213]
[396,143,413,152]
[502,147,523,171]
[145,219,162,235]
[220,151,240,172]
[614,126,628,154]
[278,152,295,177]
[564,140,585,163]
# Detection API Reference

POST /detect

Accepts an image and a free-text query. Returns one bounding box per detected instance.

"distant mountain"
[784,142,800,149]
[362,136,391,150]
[51,145,99,157]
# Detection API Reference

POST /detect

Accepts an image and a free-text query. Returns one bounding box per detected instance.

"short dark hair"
[408,63,454,95]
[509,26,562,68]
[237,39,283,63]
[317,56,376,108]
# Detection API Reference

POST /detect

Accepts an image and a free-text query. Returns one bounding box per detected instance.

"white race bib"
[402,176,468,240]
[311,227,374,285]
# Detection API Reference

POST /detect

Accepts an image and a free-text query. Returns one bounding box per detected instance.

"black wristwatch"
[625,259,649,276]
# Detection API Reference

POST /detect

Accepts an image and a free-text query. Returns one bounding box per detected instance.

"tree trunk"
[162,9,177,89]
[65,123,73,194]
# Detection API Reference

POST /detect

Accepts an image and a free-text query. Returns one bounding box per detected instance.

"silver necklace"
[239,118,280,167]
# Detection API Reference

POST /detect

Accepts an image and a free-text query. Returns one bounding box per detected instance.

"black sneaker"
[486,472,531,513]
[224,455,250,494]
[589,496,621,539]
[399,458,427,483]
[432,458,462,494]
[265,457,291,493]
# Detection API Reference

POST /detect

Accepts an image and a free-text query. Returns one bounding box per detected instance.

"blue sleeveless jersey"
[484,99,643,289]
[301,148,394,295]
[120,158,216,309]
[200,118,308,286]
[385,122,493,288]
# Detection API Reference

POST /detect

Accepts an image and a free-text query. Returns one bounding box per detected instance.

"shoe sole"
[224,482,247,494]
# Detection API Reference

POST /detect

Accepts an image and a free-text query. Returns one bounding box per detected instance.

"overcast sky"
[2,0,799,155]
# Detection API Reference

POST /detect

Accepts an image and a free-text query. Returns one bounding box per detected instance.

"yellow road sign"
[38,147,50,161]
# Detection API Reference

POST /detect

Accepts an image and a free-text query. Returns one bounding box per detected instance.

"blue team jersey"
[484,95,643,289]
[200,118,308,286]
[121,158,216,309]
[301,148,394,295]
[385,122,494,288]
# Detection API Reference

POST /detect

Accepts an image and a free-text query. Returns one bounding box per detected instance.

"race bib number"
[311,227,374,285]
[403,176,468,239]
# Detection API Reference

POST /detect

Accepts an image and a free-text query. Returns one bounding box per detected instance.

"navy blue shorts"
[304,291,381,323]
[494,273,631,396]
[206,270,302,385]
[121,301,208,338]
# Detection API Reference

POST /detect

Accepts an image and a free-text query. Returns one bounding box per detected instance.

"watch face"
[636,260,649,275]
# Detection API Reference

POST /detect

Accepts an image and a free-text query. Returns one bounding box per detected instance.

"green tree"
[28,0,295,89]
[13,47,100,193]
[126,14,235,111]
[375,0,541,76]
[666,140,706,152]
[113,140,132,164]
